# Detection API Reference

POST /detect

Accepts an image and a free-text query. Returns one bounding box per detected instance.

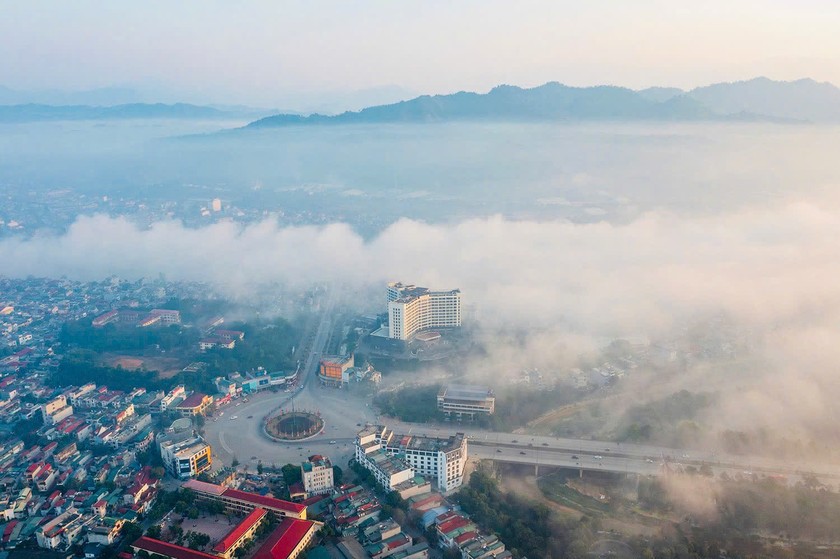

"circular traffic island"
[265,411,324,441]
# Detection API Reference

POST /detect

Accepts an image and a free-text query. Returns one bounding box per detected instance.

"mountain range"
[1,78,838,126]
[247,77,840,128]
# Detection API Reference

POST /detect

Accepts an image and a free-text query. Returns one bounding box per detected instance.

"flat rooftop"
[401,433,465,453]
[438,384,494,402]
[182,478,225,496]
[320,355,352,366]
[177,392,208,408]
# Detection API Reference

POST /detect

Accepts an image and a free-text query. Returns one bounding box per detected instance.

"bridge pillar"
[534,464,539,477]
[579,468,583,478]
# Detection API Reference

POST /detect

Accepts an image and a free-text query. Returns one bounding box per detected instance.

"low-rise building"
[86,517,125,546]
[182,479,307,520]
[252,517,319,559]
[199,337,236,351]
[131,537,220,559]
[437,385,495,419]
[174,392,213,417]
[35,507,90,549]
[159,385,186,412]
[212,507,267,559]
[42,394,74,425]
[319,354,354,386]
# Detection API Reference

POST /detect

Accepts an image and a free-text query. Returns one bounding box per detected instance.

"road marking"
[219,432,233,454]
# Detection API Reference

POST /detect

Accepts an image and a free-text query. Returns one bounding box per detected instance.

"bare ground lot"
[100,352,186,377]
[166,512,241,550]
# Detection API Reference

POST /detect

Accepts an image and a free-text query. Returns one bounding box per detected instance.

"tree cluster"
[202,319,298,376]
[456,468,599,559]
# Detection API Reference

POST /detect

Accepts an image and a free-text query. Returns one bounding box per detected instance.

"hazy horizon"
[3,1,840,108]
[3,4,840,555]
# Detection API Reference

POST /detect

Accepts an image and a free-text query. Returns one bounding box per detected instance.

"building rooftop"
[320,355,352,366]
[253,517,316,559]
[177,393,209,409]
[222,488,306,515]
[132,537,219,559]
[213,507,266,553]
[182,478,226,496]
[402,433,465,453]
[302,455,332,472]
[438,385,494,402]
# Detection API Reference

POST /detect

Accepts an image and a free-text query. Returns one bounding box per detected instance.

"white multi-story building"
[301,455,334,496]
[41,395,74,425]
[159,385,186,412]
[158,432,212,479]
[398,433,467,492]
[387,282,461,341]
[437,385,495,419]
[355,425,468,492]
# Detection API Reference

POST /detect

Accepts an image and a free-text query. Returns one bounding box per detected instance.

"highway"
[367,421,840,481]
[203,295,840,483]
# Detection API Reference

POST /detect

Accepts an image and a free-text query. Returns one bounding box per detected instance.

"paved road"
[386,422,840,481]
[204,296,839,482]
[204,293,378,471]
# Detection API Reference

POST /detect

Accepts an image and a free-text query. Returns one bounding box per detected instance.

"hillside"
[246,77,840,128]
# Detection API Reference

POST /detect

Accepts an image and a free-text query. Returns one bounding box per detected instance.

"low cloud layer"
[3,202,840,336]
[4,202,840,452]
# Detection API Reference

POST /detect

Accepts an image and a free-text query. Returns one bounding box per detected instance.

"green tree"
[282,463,302,485]
[121,521,143,543]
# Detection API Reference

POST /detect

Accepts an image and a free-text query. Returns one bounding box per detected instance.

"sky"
[2,0,840,107]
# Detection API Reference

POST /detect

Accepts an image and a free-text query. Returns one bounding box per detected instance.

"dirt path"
[498,473,582,518]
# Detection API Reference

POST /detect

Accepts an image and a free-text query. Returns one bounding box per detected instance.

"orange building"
[318,354,354,385]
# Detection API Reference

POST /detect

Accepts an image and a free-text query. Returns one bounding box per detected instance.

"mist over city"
[2,3,840,559]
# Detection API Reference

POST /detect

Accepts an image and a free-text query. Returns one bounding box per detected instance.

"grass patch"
[538,473,610,517]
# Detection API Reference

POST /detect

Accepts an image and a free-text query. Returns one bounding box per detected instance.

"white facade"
[159,433,212,479]
[355,425,468,492]
[42,395,74,425]
[159,385,186,411]
[437,385,495,418]
[399,435,467,492]
[387,282,461,341]
[301,456,334,496]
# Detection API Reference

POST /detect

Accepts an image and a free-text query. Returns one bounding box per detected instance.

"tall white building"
[301,455,334,496]
[387,282,461,341]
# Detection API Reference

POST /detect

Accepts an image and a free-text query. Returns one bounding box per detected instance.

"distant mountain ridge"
[246,77,840,128]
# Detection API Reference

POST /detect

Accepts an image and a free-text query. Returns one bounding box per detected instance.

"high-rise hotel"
[387,282,462,341]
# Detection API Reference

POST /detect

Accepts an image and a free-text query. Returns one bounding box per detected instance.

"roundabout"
[264,410,324,441]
